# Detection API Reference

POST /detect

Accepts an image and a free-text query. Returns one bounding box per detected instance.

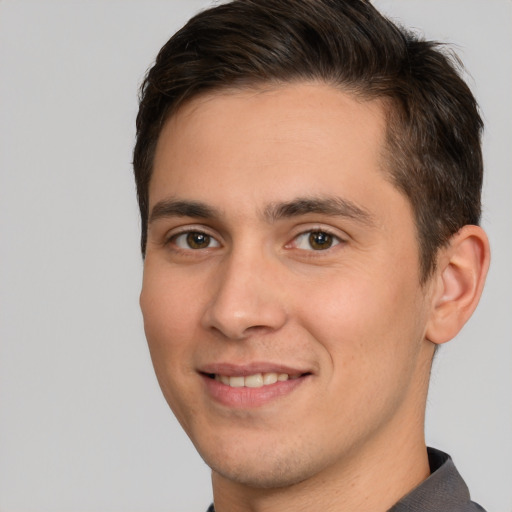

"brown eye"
[308,231,333,250]
[186,232,211,249]
[173,231,220,250]
[292,230,341,251]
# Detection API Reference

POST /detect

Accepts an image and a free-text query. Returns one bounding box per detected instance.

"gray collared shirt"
[206,447,486,512]
[389,447,486,511]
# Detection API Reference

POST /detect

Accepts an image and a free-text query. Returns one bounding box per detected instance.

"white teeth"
[262,373,278,385]
[229,376,245,388]
[244,374,264,388]
[214,372,298,388]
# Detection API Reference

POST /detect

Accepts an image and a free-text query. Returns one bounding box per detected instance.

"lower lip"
[202,375,308,408]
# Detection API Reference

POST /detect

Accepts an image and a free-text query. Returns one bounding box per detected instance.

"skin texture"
[140,83,490,512]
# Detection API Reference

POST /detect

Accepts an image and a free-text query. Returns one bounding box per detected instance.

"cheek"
[140,267,203,393]
[141,264,202,344]
[140,274,209,436]
[296,264,427,381]
[294,272,429,441]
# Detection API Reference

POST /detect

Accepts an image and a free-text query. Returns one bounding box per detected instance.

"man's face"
[140,83,436,488]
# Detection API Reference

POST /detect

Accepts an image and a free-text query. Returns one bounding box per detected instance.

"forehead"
[150,83,393,209]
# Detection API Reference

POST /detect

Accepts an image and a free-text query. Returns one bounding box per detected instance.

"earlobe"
[426,225,490,345]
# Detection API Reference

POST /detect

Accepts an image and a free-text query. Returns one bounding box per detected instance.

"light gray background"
[0,1,510,511]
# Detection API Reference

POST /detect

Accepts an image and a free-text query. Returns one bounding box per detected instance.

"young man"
[133,1,490,510]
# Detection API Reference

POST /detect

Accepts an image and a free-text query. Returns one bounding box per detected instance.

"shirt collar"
[388,447,476,511]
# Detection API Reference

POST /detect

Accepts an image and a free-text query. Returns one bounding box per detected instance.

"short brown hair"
[133,0,483,280]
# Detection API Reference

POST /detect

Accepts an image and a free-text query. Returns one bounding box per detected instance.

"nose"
[201,250,288,340]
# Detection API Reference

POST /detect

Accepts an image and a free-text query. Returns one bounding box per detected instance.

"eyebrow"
[149,199,219,223]
[149,196,375,226]
[263,196,376,226]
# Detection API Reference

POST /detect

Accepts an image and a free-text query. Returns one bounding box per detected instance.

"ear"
[426,225,490,345]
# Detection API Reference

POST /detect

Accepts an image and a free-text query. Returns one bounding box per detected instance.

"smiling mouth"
[205,372,308,388]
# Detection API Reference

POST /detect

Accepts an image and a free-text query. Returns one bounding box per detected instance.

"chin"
[202,443,322,490]
[212,463,312,490]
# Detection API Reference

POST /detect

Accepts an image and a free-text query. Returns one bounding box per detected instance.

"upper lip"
[199,362,312,377]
